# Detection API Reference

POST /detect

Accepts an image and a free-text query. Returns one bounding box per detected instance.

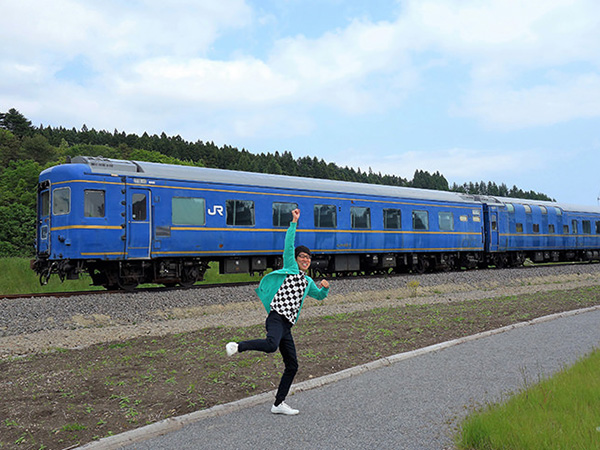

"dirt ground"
[1,283,600,450]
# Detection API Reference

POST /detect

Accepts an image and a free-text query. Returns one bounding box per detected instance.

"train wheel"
[117,277,138,291]
[102,268,120,290]
[413,256,428,274]
[450,255,460,271]
[179,265,200,288]
[494,254,507,269]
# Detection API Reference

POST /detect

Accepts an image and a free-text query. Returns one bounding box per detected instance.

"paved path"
[83,306,600,450]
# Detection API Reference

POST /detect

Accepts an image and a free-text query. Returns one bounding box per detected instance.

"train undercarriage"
[33,257,211,290]
[33,248,600,290]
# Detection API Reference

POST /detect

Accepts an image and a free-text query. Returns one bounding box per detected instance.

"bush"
[0,204,36,257]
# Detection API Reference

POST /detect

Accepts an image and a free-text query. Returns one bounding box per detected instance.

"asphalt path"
[83,306,600,450]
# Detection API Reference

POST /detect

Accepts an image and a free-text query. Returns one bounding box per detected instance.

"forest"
[0,108,553,257]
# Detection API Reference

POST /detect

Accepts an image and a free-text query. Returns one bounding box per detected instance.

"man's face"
[296,252,311,272]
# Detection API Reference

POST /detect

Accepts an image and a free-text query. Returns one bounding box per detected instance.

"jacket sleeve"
[283,222,299,271]
[306,277,329,300]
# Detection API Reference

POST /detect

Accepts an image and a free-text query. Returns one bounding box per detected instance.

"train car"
[33,156,487,289]
[479,196,600,267]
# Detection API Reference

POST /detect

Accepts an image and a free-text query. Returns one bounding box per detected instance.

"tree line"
[0,108,553,257]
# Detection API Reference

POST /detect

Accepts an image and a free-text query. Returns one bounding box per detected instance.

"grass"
[456,347,600,450]
[0,257,100,295]
[0,257,256,295]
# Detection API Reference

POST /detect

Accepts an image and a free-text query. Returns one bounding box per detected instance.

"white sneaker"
[271,402,299,415]
[226,342,238,356]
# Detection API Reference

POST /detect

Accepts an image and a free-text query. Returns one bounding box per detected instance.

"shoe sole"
[271,409,299,415]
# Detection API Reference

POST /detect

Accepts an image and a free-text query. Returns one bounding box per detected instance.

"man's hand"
[292,208,300,223]
[319,279,329,289]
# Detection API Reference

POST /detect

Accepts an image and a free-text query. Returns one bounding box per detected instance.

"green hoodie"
[255,222,329,322]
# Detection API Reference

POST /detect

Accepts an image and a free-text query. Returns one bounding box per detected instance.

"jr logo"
[208,205,224,216]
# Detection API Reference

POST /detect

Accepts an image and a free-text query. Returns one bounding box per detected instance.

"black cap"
[295,245,311,258]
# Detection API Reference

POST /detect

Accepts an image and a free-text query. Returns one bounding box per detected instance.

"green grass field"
[0,257,257,295]
[456,347,600,449]
[0,258,100,295]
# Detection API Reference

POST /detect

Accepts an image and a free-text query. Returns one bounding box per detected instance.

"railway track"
[1,260,594,301]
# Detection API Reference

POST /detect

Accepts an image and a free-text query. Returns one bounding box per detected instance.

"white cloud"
[2,0,600,140]
[459,74,600,129]
[399,0,600,128]
[117,57,298,106]
[267,18,415,112]
[404,0,600,68]
[3,0,252,59]
[106,16,417,116]
[345,147,554,182]
[231,109,315,139]
[2,1,104,57]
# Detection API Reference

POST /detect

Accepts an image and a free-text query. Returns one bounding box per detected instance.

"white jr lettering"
[208,205,224,216]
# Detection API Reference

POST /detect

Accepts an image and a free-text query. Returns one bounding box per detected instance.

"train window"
[351,207,371,229]
[412,210,428,230]
[533,224,540,233]
[596,221,600,234]
[523,205,532,214]
[132,193,147,221]
[563,225,569,234]
[571,220,578,234]
[273,202,298,227]
[52,187,70,215]
[41,190,49,216]
[84,190,105,218]
[226,200,255,226]
[438,212,454,231]
[173,197,206,226]
[582,220,591,234]
[540,206,547,214]
[555,207,562,216]
[506,204,514,213]
[549,224,555,234]
[383,208,402,229]
[314,205,337,228]
[516,223,523,233]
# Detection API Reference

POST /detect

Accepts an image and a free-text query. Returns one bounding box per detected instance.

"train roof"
[486,195,600,214]
[70,156,480,205]
[69,156,600,213]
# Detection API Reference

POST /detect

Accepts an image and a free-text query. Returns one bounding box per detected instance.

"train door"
[126,187,151,259]
[37,181,51,255]
[490,211,499,251]
[483,205,500,252]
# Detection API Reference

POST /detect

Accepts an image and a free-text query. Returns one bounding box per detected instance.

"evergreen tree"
[0,108,34,138]
[20,134,56,165]
[0,129,20,166]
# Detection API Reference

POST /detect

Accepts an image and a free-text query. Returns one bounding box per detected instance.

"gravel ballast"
[2,264,600,357]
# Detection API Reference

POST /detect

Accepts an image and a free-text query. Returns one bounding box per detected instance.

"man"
[226,208,330,415]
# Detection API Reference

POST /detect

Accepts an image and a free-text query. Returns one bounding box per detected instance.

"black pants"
[238,310,298,405]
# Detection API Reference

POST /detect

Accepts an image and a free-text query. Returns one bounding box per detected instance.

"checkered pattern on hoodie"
[270,273,308,325]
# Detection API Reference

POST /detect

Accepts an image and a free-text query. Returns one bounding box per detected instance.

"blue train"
[32,156,600,289]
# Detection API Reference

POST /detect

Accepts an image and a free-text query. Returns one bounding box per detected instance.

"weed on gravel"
[1,286,600,449]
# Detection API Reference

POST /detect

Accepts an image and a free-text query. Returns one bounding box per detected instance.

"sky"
[2,0,600,206]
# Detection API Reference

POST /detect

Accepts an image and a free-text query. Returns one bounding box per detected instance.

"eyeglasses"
[297,253,311,260]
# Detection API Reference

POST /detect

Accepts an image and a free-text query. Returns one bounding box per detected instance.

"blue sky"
[2,0,600,205]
